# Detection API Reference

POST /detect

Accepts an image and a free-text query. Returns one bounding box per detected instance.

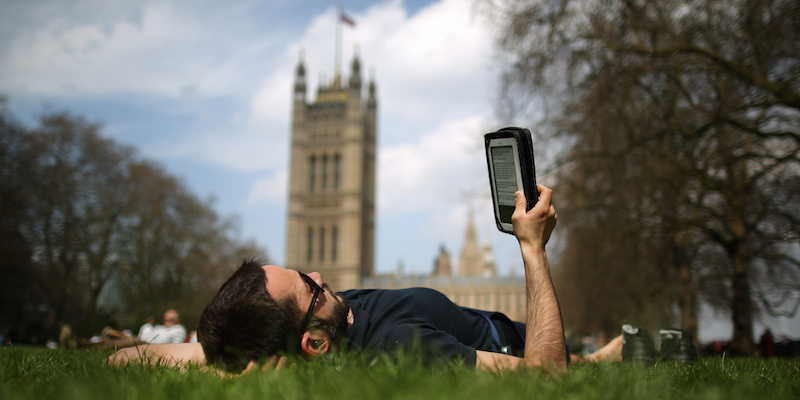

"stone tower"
[285,52,377,290]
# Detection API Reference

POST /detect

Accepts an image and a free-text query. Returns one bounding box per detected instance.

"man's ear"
[299,330,330,357]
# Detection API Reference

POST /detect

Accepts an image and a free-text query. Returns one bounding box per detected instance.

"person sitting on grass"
[109,185,622,373]
[148,309,188,344]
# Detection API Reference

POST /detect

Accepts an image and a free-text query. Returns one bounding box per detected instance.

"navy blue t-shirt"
[339,288,497,366]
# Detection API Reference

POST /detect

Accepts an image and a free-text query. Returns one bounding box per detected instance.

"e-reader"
[484,127,538,234]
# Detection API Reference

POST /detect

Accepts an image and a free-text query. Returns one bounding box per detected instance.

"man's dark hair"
[198,259,299,371]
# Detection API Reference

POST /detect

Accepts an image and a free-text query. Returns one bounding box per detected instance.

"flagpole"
[335,4,342,85]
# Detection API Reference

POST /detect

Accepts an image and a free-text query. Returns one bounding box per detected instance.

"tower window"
[332,226,338,263]
[319,227,326,262]
[322,154,328,189]
[307,227,313,263]
[334,154,341,189]
[309,156,316,192]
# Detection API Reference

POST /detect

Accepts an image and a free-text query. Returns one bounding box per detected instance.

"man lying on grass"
[109,185,622,374]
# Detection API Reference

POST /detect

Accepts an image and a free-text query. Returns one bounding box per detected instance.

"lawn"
[1,347,798,400]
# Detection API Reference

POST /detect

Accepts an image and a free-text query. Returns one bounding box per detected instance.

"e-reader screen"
[490,145,520,224]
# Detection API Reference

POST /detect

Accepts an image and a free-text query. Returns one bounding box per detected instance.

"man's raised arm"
[475,184,567,374]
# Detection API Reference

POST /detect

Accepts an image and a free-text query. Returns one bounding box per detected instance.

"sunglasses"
[298,272,323,335]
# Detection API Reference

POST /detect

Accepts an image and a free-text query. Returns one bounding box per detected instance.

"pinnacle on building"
[458,210,496,278]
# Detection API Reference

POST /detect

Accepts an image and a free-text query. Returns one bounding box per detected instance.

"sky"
[1,0,796,342]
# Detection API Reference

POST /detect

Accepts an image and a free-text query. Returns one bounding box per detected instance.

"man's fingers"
[274,356,289,370]
[514,185,553,216]
[514,190,527,209]
[536,184,553,209]
[513,191,529,221]
[259,355,292,371]
[242,360,258,375]
[261,355,278,371]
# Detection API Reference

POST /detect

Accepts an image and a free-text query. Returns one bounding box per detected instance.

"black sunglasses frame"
[298,272,323,335]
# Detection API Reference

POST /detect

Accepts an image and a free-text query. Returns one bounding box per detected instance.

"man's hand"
[244,355,293,374]
[511,185,557,248]
[201,355,293,378]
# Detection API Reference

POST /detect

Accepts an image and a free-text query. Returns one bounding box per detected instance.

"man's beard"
[315,287,350,341]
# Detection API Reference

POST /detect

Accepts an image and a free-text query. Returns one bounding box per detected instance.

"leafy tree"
[0,104,269,338]
[488,0,800,354]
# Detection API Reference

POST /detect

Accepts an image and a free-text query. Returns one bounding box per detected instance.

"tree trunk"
[730,250,755,355]
[673,232,698,336]
[678,259,698,335]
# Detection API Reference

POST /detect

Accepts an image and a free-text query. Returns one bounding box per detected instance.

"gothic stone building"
[364,211,527,322]
[285,54,525,323]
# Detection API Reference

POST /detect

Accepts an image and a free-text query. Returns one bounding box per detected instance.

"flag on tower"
[341,12,356,27]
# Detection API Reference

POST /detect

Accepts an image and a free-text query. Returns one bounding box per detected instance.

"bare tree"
[117,160,269,326]
[72,120,134,328]
[21,112,123,330]
[0,98,43,337]
[487,0,800,354]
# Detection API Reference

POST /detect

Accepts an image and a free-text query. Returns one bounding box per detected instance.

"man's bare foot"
[582,335,623,363]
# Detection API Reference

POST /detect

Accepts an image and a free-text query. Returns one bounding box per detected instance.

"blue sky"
[1,0,511,276]
[2,0,796,341]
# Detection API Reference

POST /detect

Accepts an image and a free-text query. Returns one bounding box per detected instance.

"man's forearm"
[521,244,567,373]
[475,186,565,374]
[474,247,567,374]
[107,343,205,368]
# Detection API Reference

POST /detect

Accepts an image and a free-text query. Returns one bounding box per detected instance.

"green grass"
[1,347,798,400]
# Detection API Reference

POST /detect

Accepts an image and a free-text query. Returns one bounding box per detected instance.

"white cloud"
[378,114,493,216]
[245,168,288,206]
[1,0,280,98]
[354,0,495,128]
